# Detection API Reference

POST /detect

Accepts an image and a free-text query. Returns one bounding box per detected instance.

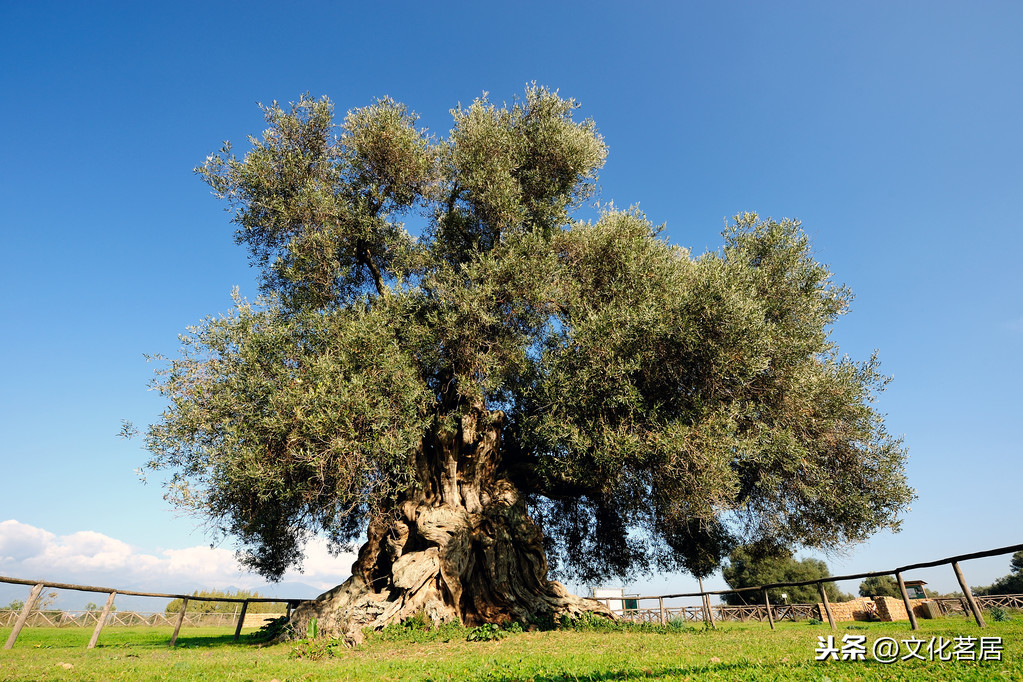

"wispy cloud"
[0,520,355,593]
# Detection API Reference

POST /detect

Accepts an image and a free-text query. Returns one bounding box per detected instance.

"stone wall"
[243,613,281,628]
[816,597,876,622]
[874,596,907,621]
[817,595,936,622]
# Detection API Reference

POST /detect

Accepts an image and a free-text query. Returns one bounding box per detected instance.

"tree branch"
[362,246,385,296]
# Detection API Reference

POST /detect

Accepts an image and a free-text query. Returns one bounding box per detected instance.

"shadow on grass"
[479,658,1009,681]
[98,633,273,650]
[0,627,269,651]
[479,660,797,681]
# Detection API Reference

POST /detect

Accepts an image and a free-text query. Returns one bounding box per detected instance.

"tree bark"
[289,408,609,643]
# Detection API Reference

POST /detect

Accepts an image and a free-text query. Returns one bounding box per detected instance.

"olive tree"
[144,87,913,639]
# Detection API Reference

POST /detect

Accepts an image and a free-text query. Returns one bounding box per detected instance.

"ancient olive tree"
[145,87,913,639]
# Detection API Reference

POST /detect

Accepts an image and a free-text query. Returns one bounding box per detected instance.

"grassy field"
[1,613,1020,681]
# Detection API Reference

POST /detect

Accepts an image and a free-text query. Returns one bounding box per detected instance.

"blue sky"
[1,1,1020,606]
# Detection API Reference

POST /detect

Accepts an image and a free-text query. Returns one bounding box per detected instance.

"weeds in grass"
[289,637,344,659]
[377,614,466,643]
[289,617,345,659]
[466,623,506,642]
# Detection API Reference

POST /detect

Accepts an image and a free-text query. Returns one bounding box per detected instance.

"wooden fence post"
[951,561,986,628]
[818,583,836,630]
[286,601,293,620]
[234,600,249,641]
[170,598,189,647]
[658,597,665,625]
[895,572,919,631]
[3,583,45,650]
[697,577,715,630]
[87,591,117,649]
[764,592,775,630]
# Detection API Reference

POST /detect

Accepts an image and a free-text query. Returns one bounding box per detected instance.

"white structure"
[589,586,639,612]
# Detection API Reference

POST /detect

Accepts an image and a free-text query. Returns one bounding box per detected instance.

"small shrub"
[251,615,290,643]
[989,607,1009,622]
[289,617,344,659]
[560,611,624,632]
[667,617,692,632]
[528,609,557,631]
[503,621,524,634]
[377,614,466,643]
[466,623,506,642]
[807,618,823,625]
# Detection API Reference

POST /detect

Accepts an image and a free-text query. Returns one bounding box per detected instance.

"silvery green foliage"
[147,87,912,582]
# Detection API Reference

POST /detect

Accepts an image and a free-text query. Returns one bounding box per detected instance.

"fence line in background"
[2,541,1022,651]
[0,610,258,629]
[603,594,1023,625]
[592,541,1023,633]
[0,574,306,651]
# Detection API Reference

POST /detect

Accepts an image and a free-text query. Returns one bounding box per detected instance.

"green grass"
[1,615,1021,680]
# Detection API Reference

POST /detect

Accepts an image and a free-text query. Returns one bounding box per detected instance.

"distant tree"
[859,575,902,598]
[722,546,852,605]
[973,551,1023,596]
[84,601,99,612]
[164,589,285,615]
[4,591,59,613]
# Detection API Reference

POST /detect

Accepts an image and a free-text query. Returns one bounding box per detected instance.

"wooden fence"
[590,541,1023,632]
[930,593,1023,617]
[610,603,821,624]
[0,609,241,629]
[0,575,305,651]
[607,595,1023,625]
[2,541,1021,650]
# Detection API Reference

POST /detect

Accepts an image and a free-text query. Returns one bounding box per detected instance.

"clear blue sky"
[1,1,1020,602]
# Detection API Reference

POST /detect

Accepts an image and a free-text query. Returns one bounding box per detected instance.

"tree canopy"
[721,545,852,605]
[974,551,1023,596]
[859,575,902,598]
[144,87,913,626]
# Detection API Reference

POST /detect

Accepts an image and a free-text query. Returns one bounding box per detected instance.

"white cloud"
[0,519,355,594]
[0,519,55,562]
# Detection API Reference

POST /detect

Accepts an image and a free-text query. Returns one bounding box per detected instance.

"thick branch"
[362,246,385,296]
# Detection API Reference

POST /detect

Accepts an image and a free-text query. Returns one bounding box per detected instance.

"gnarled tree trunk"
[289,409,609,643]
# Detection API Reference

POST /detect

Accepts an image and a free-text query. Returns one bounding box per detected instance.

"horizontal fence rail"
[589,541,1023,633]
[0,574,308,650]
[0,610,253,629]
[601,594,1023,624]
[2,541,1021,650]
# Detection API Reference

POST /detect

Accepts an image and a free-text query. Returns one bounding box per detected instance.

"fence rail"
[590,541,1023,632]
[0,574,305,651]
[604,595,1023,624]
[2,541,1021,651]
[0,610,244,629]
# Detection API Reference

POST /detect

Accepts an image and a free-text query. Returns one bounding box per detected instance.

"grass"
[1,613,1021,680]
